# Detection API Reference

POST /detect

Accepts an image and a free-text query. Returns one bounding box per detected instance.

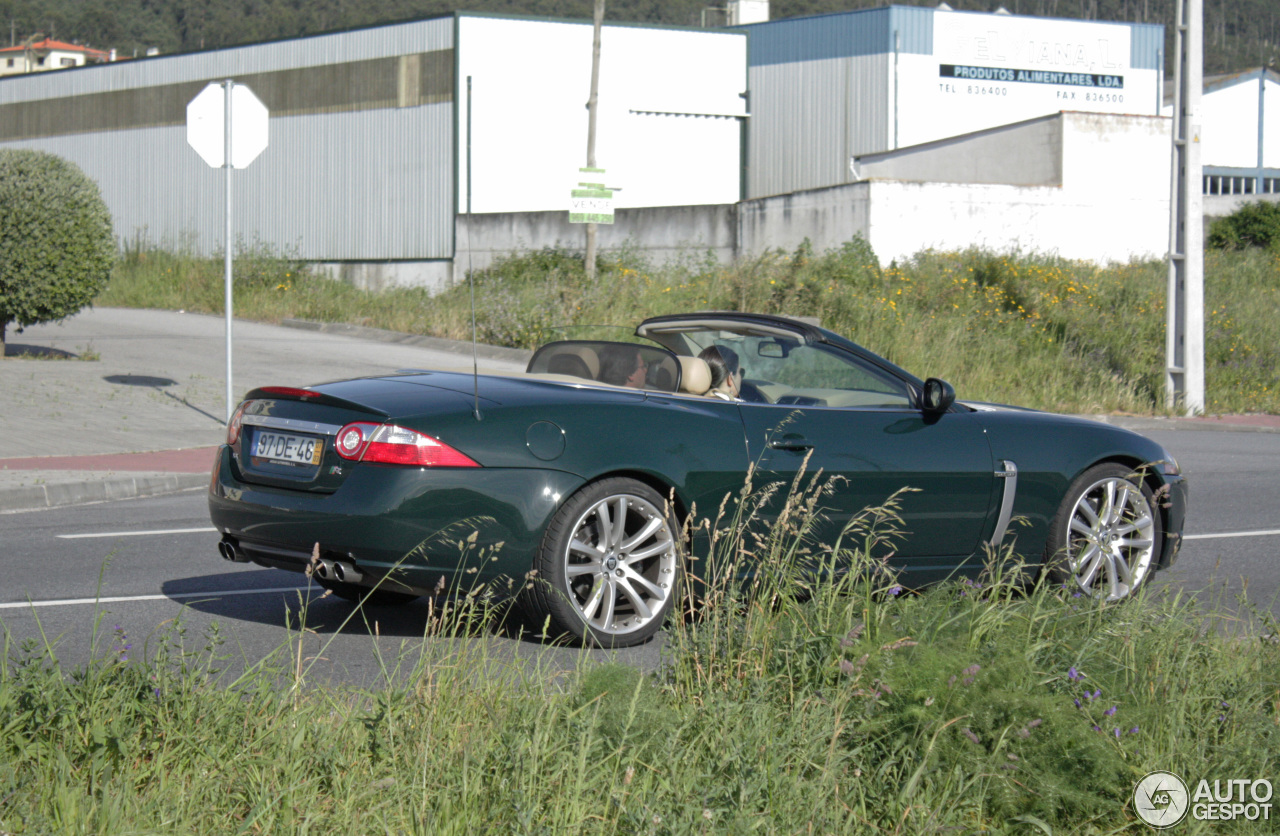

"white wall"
[1266,77,1280,169]
[457,16,746,214]
[1201,80,1261,168]
[896,11,1160,149]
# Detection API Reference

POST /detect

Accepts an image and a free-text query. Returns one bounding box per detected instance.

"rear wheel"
[527,477,681,647]
[1044,463,1161,601]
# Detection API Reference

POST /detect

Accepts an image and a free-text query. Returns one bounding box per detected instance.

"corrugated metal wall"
[747,54,890,198]
[1129,23,1164,71]
[742,6,930,199]
[0,17,456,261]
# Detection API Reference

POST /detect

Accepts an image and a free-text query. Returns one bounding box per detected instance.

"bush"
[0,149,115,355]
[1207,200,1280,251]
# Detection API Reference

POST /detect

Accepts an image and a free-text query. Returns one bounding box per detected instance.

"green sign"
[570,167,614,224]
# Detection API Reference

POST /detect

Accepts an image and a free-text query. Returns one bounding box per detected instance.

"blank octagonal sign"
[186,82,269,169]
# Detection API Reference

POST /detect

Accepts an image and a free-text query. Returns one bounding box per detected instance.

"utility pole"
[1167,0,1204,415]
[584,0,604,281]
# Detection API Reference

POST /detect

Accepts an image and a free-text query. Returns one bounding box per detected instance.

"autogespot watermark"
[1134,771,1273,828]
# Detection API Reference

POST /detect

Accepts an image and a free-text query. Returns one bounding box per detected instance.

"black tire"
[1043,463,1162,601]
[524,477,681,648]
[316,577,419,606]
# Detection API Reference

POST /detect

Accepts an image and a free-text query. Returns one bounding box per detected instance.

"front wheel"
[526,477,681,648]
[1044,463,1162,601]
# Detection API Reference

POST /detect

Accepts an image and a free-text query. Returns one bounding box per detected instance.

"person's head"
[602,346,648,388]
[698,345,741,395]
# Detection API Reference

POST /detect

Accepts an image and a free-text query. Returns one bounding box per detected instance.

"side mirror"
[921,378,955,414]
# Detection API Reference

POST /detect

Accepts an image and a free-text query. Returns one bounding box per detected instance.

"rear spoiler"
[243,386,389,418]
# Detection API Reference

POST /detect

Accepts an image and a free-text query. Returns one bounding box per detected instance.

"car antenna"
[465,75,481,421]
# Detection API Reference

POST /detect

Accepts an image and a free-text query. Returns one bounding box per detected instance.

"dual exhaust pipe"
[313,556,363,584]
[218,536,363,584]
[218,537,248,563]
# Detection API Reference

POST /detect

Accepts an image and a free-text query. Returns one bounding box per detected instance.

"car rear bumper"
[207,445,585,594]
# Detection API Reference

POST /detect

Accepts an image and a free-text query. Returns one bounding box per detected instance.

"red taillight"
[335,422,379,460]
[258,386,320,399]
[334,423,479,467]
[226,402,248,445]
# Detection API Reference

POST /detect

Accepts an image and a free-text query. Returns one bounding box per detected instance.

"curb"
[1079,414,1280,434]
[280,319,533,366]
[0,473,208,514]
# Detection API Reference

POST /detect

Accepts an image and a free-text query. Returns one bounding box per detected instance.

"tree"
[0,149,115,356]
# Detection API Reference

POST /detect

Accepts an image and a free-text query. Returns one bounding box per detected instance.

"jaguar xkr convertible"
[209,312,1187,646]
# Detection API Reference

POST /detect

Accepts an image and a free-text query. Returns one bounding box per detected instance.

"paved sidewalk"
[1,307,1276,513]
[1,308,528,512]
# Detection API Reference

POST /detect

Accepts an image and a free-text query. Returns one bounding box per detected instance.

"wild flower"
[113,624,132,664]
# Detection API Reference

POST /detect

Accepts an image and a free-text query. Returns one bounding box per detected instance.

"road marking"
[1184,529,1280,541]
[0,587,314,610]
[57,527,218,540]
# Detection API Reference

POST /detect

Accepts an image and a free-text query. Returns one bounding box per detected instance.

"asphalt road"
[0,490,660,687]
[0,427,1276,685]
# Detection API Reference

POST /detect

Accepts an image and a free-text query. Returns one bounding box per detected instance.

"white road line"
[0,586,313,610]
[1184,529,1280,541]
[57,527,218,540]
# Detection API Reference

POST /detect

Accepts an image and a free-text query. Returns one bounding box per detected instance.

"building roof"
[1163,66,1280,105]
[0,38,110,62]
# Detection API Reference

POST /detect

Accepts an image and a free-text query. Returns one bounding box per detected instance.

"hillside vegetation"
[100,239,1280,415]
[0,0,1275,75]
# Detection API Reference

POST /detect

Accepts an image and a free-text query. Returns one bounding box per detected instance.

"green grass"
[3,477,1278,834]
[98,239,1280,414]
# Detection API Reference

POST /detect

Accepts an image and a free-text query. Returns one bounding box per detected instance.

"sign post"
[186,81,269,422]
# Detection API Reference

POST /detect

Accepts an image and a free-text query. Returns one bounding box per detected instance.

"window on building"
[5,58,13,67]
[60,57,76,67]
[36,56,45,66]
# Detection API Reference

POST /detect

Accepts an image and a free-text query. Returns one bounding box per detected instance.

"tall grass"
[99,238,1280,414]
[3,474,1278,833]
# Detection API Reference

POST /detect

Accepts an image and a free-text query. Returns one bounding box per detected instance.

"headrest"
[561,345,600,378]
[677,356,712,395]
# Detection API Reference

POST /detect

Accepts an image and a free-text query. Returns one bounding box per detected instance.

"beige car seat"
[677,356,712,395]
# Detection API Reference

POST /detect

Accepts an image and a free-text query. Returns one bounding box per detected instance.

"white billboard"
[897,11,1160,149]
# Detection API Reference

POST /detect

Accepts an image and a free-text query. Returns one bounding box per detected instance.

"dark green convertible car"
[209,312,1187,647]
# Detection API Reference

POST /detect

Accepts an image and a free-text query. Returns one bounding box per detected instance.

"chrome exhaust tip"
[314,558,335,581]
[218,537,249,563]
[333,561,363,583]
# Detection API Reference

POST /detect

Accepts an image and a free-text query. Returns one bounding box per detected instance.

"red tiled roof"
[0,38,110,60]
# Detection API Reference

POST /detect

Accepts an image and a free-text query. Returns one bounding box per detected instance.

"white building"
[0,38,111,76]
[1163,67,1280,208]
[0,14,747,288]
[739,5,1164,199]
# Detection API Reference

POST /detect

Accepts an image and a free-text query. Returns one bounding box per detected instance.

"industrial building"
[1173,67,1280,214]
[739,5,1165,199]
[0,13,748,288]
[5,4,1268,280]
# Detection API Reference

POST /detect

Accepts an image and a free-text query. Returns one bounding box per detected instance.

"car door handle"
[768,436,814,452]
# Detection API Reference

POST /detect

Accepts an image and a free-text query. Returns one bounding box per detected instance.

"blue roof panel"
[742,6,934,67]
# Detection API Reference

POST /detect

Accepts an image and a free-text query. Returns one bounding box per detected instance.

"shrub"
[1207,200,1280,251]
[0,149,115,355]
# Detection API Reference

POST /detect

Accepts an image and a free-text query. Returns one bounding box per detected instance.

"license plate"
[253,430,324,466]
